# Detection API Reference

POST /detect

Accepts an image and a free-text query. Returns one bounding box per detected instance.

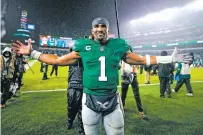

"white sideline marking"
[21,81,203,94]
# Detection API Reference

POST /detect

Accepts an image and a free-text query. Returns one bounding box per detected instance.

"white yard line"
[21,80,203,94]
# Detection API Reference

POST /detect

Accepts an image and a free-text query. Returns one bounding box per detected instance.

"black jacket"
[68,59,83,89]
[158,63,172,77]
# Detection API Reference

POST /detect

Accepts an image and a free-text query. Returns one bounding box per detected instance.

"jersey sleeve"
[73,39,93,53]
[72,40,82,52]
[112,38,129,57]
[128,45,133,52]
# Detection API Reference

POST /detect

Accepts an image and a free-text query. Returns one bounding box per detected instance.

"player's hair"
[89,35,94,40]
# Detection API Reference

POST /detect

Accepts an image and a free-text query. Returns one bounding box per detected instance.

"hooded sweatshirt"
[0,47,15,79]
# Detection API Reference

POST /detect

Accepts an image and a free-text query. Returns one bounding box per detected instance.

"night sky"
[2,0,193,39]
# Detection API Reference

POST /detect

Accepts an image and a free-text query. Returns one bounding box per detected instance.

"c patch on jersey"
[85,46,91,51]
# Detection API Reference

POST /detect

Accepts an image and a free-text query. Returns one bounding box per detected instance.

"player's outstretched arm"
[38,51,80,66]
[12,40,80,66]
[123,51,156,65]
[123,47,193,65]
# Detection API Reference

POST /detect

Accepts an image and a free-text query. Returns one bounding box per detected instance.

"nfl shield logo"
[100,47,104,51]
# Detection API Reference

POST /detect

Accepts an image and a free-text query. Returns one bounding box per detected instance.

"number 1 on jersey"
[98,56,107,81]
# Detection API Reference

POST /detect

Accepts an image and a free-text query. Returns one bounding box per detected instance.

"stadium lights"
[130,8,178,24]
[17,29,30,32]
[133,46,142,48]
[14,33,30,37]
[152,45,157,48]
[183,0,203,11]
[130,0,203,24]
[167,43,179,46]
[197,40,203,43]
[25,39,35,43]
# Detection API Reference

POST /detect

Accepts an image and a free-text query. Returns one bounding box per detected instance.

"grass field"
[1,61,203,135]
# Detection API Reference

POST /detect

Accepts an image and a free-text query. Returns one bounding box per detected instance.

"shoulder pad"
[73,39,93,52]
[108,38,129,52]
[109,38,126,44]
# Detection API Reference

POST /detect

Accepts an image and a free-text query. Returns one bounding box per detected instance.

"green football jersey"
[73,38,129,96]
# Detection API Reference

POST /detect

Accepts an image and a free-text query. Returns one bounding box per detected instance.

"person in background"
[172,52,194,96]
[40,51,44,72]
[144,65,152,84]
[139,65,144,74]
[0,47,15,108]
[50,54,58,77]
[151,65,158,76]
[121,60,147,119]
[13,54,27,96]
[200,59,203,67]
[169,63,175,84]
[67,48,85,135]
[42,52,49,80]
[40,62,44,72]
[157,51,172,98]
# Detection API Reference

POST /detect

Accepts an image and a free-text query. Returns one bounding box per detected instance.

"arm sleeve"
[114,39,130,58]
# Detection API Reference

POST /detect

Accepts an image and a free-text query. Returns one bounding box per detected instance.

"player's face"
[92,24,108,42]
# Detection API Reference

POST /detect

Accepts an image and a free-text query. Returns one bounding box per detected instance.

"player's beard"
[95,31,107,42]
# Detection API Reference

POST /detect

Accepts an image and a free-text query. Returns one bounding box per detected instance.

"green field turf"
[20,61,203,91]
[1,61,203,135]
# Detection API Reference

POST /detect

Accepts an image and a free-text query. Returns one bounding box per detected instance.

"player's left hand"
[172,47,193,63]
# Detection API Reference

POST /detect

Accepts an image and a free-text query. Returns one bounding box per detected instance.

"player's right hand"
[12,38,32,55]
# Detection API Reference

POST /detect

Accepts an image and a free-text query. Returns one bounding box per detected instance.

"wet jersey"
[73,38,129,96]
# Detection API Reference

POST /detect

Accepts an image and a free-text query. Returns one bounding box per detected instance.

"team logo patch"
[100,47,104,52]
[96,101,109,109]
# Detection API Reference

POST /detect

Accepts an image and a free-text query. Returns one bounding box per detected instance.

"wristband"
[145,54,150,65]
[30,50,41,60]
[156,56,172,64]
